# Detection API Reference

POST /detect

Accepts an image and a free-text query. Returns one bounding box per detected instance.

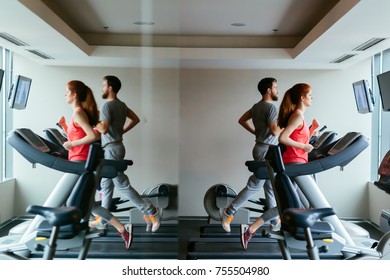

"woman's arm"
[309,119,320,138]
[57,116,68,136]
[279,113,313,153]
[63,111,98,150]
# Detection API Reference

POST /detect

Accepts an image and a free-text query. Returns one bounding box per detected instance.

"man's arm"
[123,108,140,134]
[238,110,255,135]
[269,122,283,136]
[95,120,109,135]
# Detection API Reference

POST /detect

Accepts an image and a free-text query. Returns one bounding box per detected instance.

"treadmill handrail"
[246,134,369,179]
[7,129,132,178]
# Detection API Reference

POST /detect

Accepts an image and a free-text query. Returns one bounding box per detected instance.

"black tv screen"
[8,75,32,110]
[377,70,390,112]
[0,69,4,92]
[352,79,374,114]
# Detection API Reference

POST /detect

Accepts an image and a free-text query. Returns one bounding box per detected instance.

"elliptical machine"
[203,183,267,224]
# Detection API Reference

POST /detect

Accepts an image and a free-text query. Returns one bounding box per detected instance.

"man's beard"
[102,91,109,99]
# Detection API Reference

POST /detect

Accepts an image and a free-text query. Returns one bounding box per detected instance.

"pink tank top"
[67,109,90,161]
[282,111,310,164]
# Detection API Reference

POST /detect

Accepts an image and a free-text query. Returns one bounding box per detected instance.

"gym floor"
[0,215,384,260]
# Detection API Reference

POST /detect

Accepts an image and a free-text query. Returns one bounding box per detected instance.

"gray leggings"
[99,142,155,215]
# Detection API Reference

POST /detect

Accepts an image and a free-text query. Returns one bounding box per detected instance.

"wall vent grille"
[0,32,29,46]
[26,49,54,60]
[353,38,386,51]
[330,54,356,63]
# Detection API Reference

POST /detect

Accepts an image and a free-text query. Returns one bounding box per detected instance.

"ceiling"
[1,0,390,69]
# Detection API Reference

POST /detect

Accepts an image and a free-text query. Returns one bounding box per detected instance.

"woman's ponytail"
[278,88,295,128]
[81,86,99,126]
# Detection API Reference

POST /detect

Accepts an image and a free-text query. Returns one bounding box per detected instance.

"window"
[0,46,13,181]
[371,49,390,180]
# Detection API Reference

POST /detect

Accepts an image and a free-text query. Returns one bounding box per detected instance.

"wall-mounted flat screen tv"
[352,79,374,114]
[8,75,32,110]
[377,70,390,112]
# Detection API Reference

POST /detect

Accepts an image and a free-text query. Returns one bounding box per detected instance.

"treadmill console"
[14,128,51,153]
[313,131,337,149]
[44,128,67,146]
[328,132,362,155]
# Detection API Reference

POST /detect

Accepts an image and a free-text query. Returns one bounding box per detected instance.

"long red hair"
[67,80,99,126]
[277,83,311,128]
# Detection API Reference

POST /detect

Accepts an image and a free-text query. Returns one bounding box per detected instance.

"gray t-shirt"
[100,98,131,147]
[250,100,278,145]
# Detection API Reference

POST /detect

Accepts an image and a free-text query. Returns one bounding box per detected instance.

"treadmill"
[246,132,374,257]
[1,128,132,257]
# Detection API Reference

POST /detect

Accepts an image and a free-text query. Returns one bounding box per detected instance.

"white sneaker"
[89,216,107,230]
[219,208,234,233]
[147,208,162,232]
[270,221,281,232]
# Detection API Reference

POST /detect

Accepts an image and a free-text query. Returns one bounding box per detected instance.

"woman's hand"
[58,116,66,127]
[63,141,73,150]
[309,119,320,138]
[311,119,320,130]
[302,143,314,153]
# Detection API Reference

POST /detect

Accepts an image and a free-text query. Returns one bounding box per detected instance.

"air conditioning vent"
[26,49,54,60]
[353,38,386,51]
[330,54,356,63]
[0,32,29,46]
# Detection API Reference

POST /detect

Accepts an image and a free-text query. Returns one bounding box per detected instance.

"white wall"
[368,182,390,225]
[10,54,376,220]
[11,56,179,215]
[179,65,372,218]
[0,179,15,223]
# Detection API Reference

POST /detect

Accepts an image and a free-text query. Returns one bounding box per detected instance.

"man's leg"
[112,172,154,214]
[221,174,264,232]
[221,143,270,232]
[229,175,265,213]
[104,143,161,231]
[263,179,279,226]
[100,177,115,210]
